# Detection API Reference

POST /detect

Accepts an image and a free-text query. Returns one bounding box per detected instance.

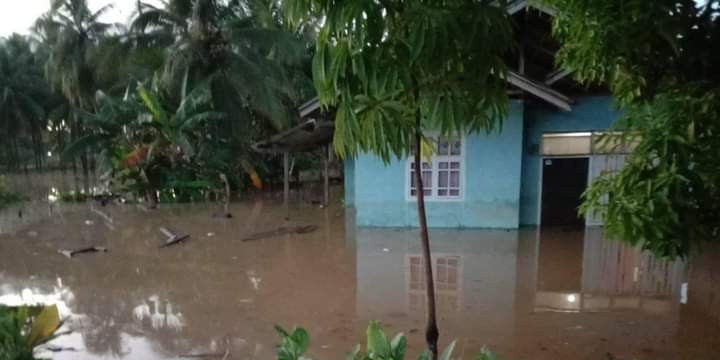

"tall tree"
[284,0,512,358]
[0,35,50,171]
[36,0,115,188]
[547,0,720,258]
[130,0,312,132]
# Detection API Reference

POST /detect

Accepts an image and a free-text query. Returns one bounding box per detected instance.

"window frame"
[406,134,465,202]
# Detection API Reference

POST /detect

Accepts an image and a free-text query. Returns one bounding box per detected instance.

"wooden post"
[323,145,330,207]
[283,152,290,218]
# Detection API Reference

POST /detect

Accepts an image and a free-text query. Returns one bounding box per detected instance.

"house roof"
[253,1,582,154]
[252,118,334,153]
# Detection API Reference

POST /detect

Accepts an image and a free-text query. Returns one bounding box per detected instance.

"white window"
[408,136,463,200]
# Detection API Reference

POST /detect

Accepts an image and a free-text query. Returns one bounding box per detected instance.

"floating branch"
[57,246,108,259]
[159,227,190,248]
[241,225,318,242]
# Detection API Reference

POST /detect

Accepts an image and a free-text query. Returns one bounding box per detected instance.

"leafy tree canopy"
[284,0,513,161]
[548,0,720,258]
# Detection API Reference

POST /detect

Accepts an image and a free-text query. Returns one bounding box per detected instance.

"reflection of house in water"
[351,224,695,356]
[354,227,519,346]
[535,228,686,314]
[406,255,462,313]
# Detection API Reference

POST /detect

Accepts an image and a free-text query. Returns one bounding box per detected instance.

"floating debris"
[241,225,318,242]
[91,207,113,224]
[159,227,190,248]
[58,246,108,259]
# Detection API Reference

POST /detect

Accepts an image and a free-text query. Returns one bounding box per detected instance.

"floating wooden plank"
[58,246,108,259]
[241,225,318,242]
[159,227,190,248]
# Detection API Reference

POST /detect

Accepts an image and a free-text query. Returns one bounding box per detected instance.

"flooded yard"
[1,174,720,360]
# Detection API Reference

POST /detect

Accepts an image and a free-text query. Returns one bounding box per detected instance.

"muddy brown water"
[1,174,720,360]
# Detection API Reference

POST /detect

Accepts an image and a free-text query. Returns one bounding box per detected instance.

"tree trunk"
[414,129,439,360]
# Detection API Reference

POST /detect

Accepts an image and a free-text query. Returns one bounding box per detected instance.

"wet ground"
[1,173,720,360]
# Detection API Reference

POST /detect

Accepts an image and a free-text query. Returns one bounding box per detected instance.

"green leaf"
[366,321,390,358]
[439,340,457,360]
[390,333,406,360]
[292,327,310,355]
[26,305,60,347]
[415,350,430,360]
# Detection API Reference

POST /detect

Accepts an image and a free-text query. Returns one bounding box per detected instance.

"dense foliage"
[285,0,511,161]
[548,0,720,258]
[0,0,316,201]
[274,322,502,360]
[0,35,53,170]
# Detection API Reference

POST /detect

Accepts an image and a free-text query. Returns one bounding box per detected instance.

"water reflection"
[535,228,686,314]
[0,199,718,360]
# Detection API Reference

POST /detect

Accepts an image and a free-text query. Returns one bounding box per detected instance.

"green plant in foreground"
[275,321,502,360]
[0,305,64,360]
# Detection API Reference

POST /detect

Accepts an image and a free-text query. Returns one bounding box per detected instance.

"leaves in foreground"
[0,305,65,360]
[275,321,503,360]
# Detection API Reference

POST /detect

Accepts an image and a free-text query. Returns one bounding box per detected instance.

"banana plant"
[137,78,226,163]
[0,305,65,360]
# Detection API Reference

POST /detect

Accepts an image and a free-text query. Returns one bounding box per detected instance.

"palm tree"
[0,35,50,171]
[35,0,116,189]
[130,0,313,132]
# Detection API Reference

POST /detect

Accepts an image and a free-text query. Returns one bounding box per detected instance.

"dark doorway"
[541,157,589,227]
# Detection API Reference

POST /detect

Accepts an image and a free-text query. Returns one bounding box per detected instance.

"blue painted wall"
[518,96,620,225]
[351,101,525,228]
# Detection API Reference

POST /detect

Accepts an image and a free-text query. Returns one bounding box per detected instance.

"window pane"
[439,172,448,187]
[450,162,460,169]
[422,162,432,169]
[439,162,449,169]
[423,171,432,187]
[450,172,459,187]
[451,139,461,155]
[449,189,459,196]
[438,138,450,155]
[438,189,447,196]
[423,190,431,196]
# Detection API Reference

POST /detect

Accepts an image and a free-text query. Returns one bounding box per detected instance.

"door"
[541,157,589,227]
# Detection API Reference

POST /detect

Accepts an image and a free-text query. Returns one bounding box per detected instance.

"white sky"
[0,0,162,36]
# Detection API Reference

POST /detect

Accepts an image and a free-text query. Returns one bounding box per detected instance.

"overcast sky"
[0,1,162,36]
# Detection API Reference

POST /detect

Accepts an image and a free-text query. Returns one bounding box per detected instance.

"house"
[284,2,630,229]
[336,2,628,229]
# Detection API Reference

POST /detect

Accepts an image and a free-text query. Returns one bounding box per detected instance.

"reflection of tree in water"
[82,318,128,357]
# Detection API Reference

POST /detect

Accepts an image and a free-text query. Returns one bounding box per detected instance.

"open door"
[541,157,589,227]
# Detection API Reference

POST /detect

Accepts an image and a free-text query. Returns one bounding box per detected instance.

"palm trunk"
[414,127,439,360]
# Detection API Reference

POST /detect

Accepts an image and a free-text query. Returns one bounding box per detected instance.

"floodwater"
[1,174,720,360]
